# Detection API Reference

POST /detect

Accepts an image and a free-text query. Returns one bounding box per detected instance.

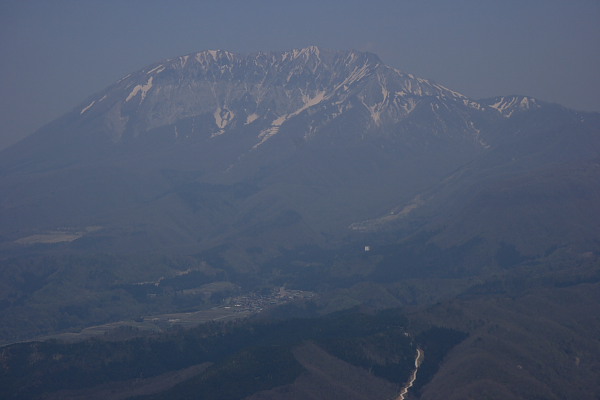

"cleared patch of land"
[14,226,101,245]
[36,307,252,343]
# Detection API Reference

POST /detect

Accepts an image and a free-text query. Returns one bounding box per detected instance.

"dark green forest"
[0,308,466,400]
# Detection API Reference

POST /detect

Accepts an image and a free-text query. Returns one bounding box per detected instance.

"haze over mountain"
[3,46,597,260]
[1,47,599,399]
[3,2,599,152]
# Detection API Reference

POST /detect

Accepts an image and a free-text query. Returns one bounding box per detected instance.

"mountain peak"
[484,95,542,117]
[287,45,322,58]
[193,49,236,63]
[279,46,382,69]
[66,47,490,150]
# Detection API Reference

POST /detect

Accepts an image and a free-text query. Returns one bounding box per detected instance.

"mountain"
[1,46,599,399]
[0,47,488,246]
[3,47,598,272]
[4,47,593,256]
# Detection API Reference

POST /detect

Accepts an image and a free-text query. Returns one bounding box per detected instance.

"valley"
[31,287,316,344]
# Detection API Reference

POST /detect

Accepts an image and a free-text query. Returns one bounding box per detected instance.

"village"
[220,287,316,313]
[32,287,317,343]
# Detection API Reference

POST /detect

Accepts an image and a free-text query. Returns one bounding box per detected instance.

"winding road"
[396,348,424,400]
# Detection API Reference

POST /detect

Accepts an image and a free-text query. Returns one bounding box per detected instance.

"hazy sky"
[1,0,599,149]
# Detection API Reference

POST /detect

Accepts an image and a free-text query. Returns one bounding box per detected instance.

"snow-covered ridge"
[76,46,499,147]
[282,45,322,61]
[488,95,541,117]
[117,46,465,108]
[194,49,236,64]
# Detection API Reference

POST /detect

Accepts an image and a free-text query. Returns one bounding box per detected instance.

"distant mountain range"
[1,47,599,399]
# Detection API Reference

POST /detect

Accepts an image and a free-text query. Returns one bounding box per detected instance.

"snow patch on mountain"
[147,65,165,75]
[282,46,322,63]
[254,91,326,148]
[431,82,464,99]
[179,55,189,68]
[212,107,235,136]
[126,76,154,102]
[489,96,540,117]
[335,62,373,91]
[214,107,234,129]
[80,100,96,115]
[195,50,235,65]
[254,119,284,148]
[245,113,260,125]
[463,99,485,110]
[80,92,109,115]
[469,121,490,148]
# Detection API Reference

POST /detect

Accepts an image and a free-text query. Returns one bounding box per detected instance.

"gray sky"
[1,0,599,149]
